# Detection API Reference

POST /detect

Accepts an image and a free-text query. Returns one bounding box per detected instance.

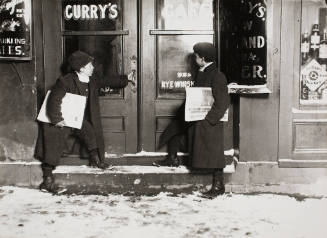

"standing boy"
[35,50,132,193]
[190,42,230,198]
[155,42,230,198]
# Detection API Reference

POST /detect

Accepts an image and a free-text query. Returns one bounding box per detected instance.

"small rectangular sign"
[0,0,32,60]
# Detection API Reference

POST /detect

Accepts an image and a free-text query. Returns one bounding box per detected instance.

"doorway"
[42,0,217,154]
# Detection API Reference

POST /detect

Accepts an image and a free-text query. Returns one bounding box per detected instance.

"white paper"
[185,87,228,122]
[37,91,86,129]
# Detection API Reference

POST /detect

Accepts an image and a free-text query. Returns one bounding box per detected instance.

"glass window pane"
[300,0,327,105]
[63,35,123,96]
[157,0,214,30]
[239,0,267,85]
[157,35,213,98]
[62,0,122,31]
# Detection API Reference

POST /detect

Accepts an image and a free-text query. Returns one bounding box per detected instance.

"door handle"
[128,55,137,93]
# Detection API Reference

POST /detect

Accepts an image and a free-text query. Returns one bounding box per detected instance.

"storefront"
[42,0,222,154]
[279,0,327,167]
[0,0,327,192]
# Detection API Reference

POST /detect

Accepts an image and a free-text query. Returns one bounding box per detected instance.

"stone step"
[53,164,235,195]
[60,150,238,166]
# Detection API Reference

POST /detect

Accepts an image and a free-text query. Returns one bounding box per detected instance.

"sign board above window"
[0,0,32,60]
[62,0,122,31]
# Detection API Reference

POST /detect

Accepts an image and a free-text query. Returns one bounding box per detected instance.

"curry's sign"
[0,0,32,60]
[63,1,118,20]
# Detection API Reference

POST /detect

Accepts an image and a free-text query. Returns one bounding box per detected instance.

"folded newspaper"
[37,91,87,129]
[185,87,228,122]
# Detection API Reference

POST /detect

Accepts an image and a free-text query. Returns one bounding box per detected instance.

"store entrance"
[43,0,138,154]
[140,0,217,152]
[42,0,218,154]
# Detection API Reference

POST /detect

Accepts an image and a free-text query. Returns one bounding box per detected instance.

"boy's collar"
[199,62,213,72]
[76,71,90,83]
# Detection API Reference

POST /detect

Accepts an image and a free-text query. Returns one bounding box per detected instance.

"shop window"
[155,0,216,99]
[220,0,270,93]
[300,0,327,105]
[61,0,125,97]
[279,0,327,167]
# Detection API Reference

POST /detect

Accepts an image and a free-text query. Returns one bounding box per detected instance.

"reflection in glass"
[62,0,122,31]
[300,0,327,105]
[63,35,123,96]
[157,0,214,30]
[157,35,213,98]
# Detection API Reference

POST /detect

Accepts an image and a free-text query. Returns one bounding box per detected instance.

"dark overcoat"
[189,64,230,169]
[35,72,127,166]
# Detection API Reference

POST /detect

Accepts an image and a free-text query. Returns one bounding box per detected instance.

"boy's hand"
[128,71,136,86]
[128,70,137,93]
[55,120,66,128]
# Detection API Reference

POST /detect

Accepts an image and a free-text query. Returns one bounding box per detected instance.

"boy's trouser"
[43,119,97,166]
[167,134,187,156]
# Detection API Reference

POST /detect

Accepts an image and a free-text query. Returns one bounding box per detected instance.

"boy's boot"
[153,134,182,167]
[39,164,59,194]
[89,149,110,169]
[153,153,180,167]
[201,169,225,198]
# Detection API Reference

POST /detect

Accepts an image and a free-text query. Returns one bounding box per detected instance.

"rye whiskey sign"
[0,0,32,60]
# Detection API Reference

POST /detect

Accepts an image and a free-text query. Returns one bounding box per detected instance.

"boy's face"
[194,53,205,67]
[80,62,94,77]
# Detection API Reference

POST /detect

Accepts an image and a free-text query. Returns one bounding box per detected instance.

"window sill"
[228,83,271,94]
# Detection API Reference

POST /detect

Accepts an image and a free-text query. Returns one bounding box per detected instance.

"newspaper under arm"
[185,87,228,122]
[37,91,87,129]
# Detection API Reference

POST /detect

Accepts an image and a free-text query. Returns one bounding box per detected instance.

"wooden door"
[42,0,138,154]
[141,0,218,151]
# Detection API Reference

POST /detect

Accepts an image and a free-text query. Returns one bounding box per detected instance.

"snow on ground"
[0,186,326,238]
[53,164,236,174]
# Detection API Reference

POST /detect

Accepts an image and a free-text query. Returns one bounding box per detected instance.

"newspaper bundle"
[37,91,86,129]
[185,87,228,122]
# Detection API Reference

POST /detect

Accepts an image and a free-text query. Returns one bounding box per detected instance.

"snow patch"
[105,149,236,158]
[134,179,141,185]
[53,164,235,174]
[0,186,326,238]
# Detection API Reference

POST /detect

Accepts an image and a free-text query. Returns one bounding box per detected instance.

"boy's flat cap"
[68,51,94,71]
[193,42,216,62]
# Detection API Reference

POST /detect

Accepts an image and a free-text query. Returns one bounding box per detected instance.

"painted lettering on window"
[158,0,214,30]
[240,0,267,85]
[64,3,118,20]
[161,80,195,89]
